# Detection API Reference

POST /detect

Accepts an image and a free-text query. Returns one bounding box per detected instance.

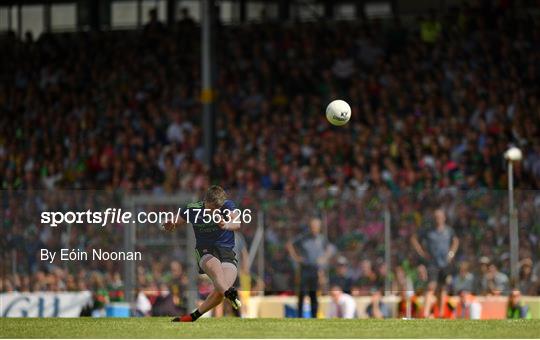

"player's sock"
[171,309,202,322]
[190,309,202,321]
[224,287,242,310]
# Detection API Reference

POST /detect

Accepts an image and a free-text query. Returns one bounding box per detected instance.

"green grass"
[1,318,539,338]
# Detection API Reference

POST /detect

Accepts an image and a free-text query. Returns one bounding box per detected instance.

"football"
[326,99,351,126]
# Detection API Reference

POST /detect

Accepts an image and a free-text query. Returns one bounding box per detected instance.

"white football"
[326,100,351,126]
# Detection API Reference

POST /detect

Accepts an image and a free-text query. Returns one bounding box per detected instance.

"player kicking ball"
[162,185,242,322]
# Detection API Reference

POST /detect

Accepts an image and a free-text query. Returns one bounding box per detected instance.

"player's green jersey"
[180,200,236,248]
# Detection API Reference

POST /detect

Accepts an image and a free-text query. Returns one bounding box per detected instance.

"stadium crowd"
[1,1,539,318]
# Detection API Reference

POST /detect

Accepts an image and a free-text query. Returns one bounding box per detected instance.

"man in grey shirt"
[453,261,475,294]
[481,262,510,295]
[411,208,459,284]
[286,217,332,318]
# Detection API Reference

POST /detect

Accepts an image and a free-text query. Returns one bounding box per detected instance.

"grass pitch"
[1,317,539,338]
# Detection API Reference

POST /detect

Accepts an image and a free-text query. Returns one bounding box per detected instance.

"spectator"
[143,8,164,35]
[365,288,390,319]
[432,286,456,319]
[151,283,183,316]
[327,285,357,319]
[413,264,430,293]
[518,258,537,295]
[507,289,532,319]
[165,261,188,314]
[329,256,354,294]
[477,257,491,291]
[452,261,475,294]
[420,281,438,318]
[356,259,380,295]
[266,248,294,294]
[136,290,152,316]
[177,7,196,30]
[533,257,540,295]
[420,11,442,43]
[481,263,510,295]
[397,290,420,319]
[392,265,414,294]
[455,290,482,320]
[90,273,109,317]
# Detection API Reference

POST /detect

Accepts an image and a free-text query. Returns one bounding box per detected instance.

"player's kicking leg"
[172,254,239,322]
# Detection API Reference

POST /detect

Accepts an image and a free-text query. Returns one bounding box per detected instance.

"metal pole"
[384,205,391,296]
[166,0,176,26]
[257,212,265,296]
[247,216,264,268]
[123,199,136,304]
[17,3,21,39]
[322,210,329,293]
[12,249,17,276]
[201,0,214,168]
[508,162,519,284]
[239,0,246,23]
[8,5,12,31]
[186,213,198,310]
[405,293,411,319]
[44,2,51,33]
[65,223,72,271]
[136,0,142,28]
[88,0,101,32]
[279,0,290,21]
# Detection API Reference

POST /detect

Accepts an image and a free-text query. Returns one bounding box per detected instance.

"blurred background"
[1,0,539,320]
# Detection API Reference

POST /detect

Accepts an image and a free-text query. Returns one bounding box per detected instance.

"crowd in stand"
[1,1,539,318]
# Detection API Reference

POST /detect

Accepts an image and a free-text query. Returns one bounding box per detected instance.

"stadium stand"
[1,1,539,318]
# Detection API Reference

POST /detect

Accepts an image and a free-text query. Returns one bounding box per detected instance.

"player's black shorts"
[195,245,237,274]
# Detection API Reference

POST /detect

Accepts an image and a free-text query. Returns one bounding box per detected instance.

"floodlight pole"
[508,161,519,283]
[201,0,215,168]
[123,198,136,304]
[384,204,391,296]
